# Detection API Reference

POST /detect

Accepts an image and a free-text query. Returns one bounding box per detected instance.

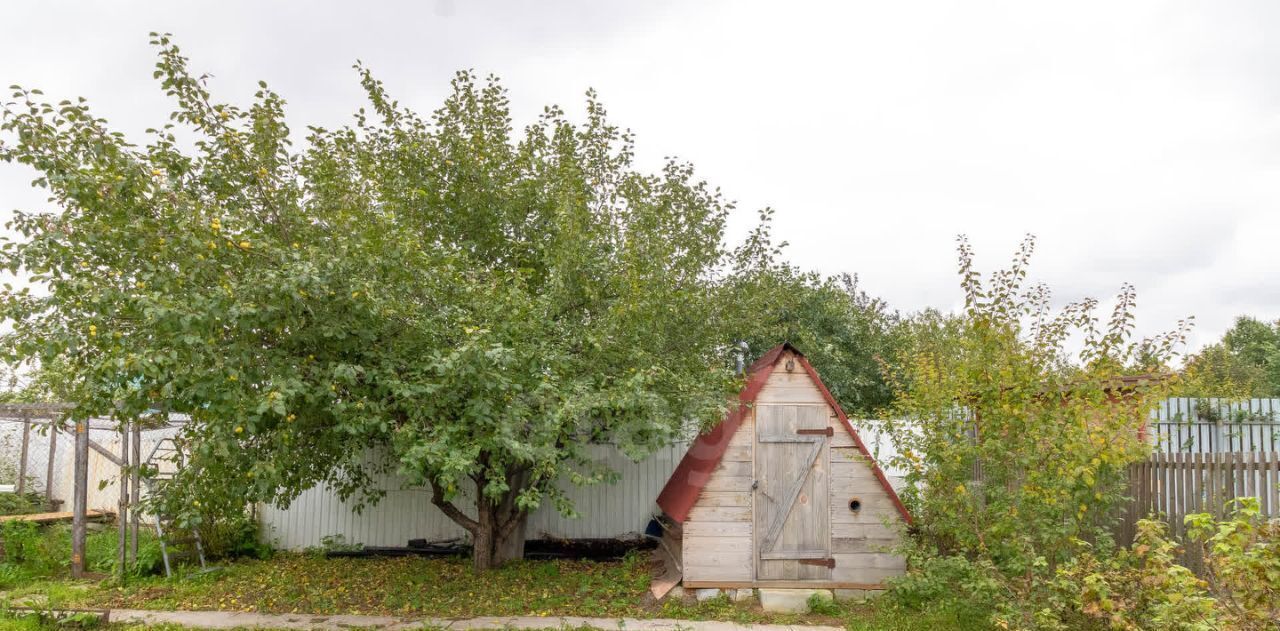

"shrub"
[0,562,24,589]
[882,236,1188,628]
[807,593,841,616]
[85,527,166,577]
[887,552,1003,614]
[1185,498,1280,630]
[1,519,172,579]
[1055,500,1279,630]
[307,533,362,557]
[194,510,271,560]
[1057,519,1220,630]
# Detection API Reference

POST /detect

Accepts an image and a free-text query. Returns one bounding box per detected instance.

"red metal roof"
[655,343,913,525]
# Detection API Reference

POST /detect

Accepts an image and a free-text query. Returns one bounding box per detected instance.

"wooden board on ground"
[649,545,683,600]
[0,510,110,524]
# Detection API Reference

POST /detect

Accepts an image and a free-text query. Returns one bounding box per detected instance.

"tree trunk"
[467,494,531,570]
[493,509,528,565]
[430,469,532,571]
[472,504,497,571]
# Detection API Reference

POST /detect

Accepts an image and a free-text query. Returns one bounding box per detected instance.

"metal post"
[45,422,58,508]
[117,421,129,580]
[130,421,141,563]
[16,414,30,496]
[71,418,89,578]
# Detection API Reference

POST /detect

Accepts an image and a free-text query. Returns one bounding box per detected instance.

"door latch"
[796,427,833,436]
[799,558,836,568]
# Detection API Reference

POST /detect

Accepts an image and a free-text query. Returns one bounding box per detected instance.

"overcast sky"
[3,1,1278,354]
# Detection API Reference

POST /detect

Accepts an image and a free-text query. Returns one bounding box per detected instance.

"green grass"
[0,521,166,589]
[2,553,990,630]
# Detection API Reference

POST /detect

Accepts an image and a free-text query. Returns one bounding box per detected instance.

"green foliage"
[0,492,45,516]
[0,357,79,404]
[308,534,363,556]
[0,520,171,580]
[0,611,103,631]
[0,434,19,487]
[883,235,1189,629]
[0,562,22,590]
[887,551,1003,613]
[1057,519,1220,631]
[85,527,167,578]
[1180,316,1280,397]
[727,230,904,415]
[0,521,56,570]
[1054,503,1279,631]
[0,35,768,568]
[807,592,841,616]
[1184,498,1280,629]
[187,510,271,561]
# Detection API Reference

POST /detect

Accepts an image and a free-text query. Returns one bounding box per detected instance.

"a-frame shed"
[656,343,911,589]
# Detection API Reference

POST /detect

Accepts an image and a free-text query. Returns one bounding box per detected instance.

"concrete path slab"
[107,609,843,631]
[109,609,437,630]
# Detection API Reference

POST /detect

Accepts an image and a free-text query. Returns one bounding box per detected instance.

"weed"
[0,492,45,517]
[808,592,840,616]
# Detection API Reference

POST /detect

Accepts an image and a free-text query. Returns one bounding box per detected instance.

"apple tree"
[0,35,755,568]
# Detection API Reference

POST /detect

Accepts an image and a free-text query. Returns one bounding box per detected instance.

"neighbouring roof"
[655,343,913,525]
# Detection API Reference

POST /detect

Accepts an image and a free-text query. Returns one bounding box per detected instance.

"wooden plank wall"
[1121,451,1280,573]
[781,352,906,584]
[682,408,755,582]
[830,444,906,583]
[756,355,832,582]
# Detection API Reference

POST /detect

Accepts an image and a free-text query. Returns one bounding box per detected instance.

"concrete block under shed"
[758,588,833,613]
[834,588,886,602]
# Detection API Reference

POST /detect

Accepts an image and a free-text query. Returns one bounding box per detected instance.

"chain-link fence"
[1,409,185,515]
[0,413,73,513]
[2,404,192,578]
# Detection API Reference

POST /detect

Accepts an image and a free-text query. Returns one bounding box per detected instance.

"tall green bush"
[1057,519,1220,630]
[1185,498,1280,629]
[883,236,1189,628]
[1059,499,1279,630]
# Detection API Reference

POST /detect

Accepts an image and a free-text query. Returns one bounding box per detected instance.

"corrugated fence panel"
[1150,398,1280,454]
[259,442,690,550]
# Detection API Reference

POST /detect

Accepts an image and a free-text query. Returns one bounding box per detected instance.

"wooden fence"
[1120,451,1280,570]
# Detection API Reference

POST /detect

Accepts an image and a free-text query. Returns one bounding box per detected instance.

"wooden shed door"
[754,404,831,580]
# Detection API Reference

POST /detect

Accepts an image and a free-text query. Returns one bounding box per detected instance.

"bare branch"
[429,479,478,534]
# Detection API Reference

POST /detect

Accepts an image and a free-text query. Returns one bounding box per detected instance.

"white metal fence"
[259,442,690,550]
[10,398,1273,550]
[1149,398,1280,454]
